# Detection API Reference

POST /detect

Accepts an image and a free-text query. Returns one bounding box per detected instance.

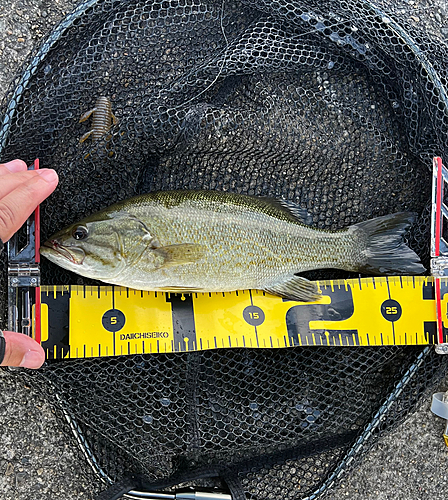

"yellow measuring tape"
[36,276,447,359]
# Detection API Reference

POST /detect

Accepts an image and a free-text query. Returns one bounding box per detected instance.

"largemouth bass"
[41,190,425,301]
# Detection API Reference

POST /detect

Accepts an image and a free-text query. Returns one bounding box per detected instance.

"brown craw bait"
[79,96,118,143]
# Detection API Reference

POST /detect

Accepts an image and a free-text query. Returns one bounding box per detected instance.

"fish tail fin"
[351,212,425,275]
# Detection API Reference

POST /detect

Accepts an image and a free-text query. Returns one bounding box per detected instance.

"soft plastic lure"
[79,96,118,143]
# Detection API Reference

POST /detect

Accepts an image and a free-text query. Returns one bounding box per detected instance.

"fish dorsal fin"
[259,198,313,225]
[154,243,205,268]
[263,275,320,302]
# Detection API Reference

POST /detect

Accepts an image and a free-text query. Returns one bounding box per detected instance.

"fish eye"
[72,226,88,240]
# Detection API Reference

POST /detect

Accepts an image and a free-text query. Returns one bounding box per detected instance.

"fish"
[40,190,425,301]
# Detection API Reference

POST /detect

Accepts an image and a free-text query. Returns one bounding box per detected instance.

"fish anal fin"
[263,276,320,302]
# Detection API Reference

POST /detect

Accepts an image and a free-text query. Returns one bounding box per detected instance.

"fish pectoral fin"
[154,243,204,268]
[263,276,320,302]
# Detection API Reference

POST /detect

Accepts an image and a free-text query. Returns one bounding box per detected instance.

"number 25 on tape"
[385,307,398,315]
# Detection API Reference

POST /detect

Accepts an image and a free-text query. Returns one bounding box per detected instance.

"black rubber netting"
[1,0,448,498]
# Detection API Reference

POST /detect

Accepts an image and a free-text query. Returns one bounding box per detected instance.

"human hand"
[0,159,58,368]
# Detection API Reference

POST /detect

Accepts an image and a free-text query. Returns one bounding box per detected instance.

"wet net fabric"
[1,0,448,498]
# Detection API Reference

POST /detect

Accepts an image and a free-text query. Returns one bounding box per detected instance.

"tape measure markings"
[385,278,396,345]
[36,277,448,359]
[249,290,259,348]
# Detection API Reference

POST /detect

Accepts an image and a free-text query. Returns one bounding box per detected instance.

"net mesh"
[1,0,448,498]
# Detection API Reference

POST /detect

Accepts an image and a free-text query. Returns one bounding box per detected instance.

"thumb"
[0,331,45,369]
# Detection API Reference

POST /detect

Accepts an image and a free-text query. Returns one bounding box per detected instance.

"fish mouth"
[42,239,86,265]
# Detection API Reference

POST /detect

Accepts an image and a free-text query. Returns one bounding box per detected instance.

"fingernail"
[19,350,44,369]
[37,168,58,183]
[3,160,26,173]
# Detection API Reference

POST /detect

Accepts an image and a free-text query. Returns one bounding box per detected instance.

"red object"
[33,159,41,344]
[435,156,442,258]
[34,158,40,263]
[434,157,444,344]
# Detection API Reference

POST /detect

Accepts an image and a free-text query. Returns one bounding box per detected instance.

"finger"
[0,169,59,242]
[0,169,41,200]
[0,159,28,176]
[0,331,45,369]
